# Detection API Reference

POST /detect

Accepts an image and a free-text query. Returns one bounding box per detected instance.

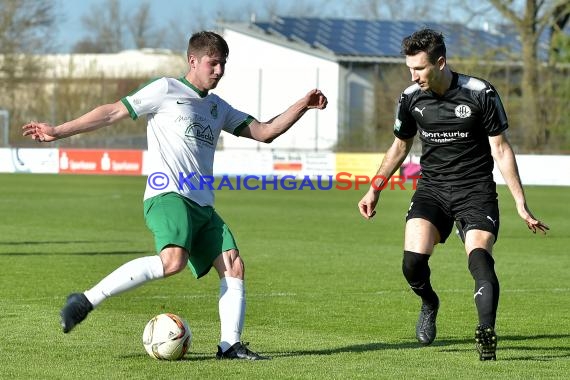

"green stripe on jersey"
[233,115,255,136]
[121,98,137,120]
[178,77,208,98]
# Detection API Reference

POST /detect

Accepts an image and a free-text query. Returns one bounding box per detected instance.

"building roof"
[223,17,549,63]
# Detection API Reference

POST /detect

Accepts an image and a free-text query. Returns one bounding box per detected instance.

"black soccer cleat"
[60,293,93,333]
[216,342,270,360]
[475,324,497,361]
[416,298,439,346]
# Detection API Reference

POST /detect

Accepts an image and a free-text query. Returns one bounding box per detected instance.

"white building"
[42,49,187,79]
[216,17,520,152]
[216,24,341,151]
[32,17,523,152]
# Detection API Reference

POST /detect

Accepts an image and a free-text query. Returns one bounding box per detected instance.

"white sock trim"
[220,276,244,291]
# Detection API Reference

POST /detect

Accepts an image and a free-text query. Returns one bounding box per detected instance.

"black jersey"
[393,72,508,184]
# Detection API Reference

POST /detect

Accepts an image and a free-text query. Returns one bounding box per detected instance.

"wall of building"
[215,29,340,151]
[42,49,187,79]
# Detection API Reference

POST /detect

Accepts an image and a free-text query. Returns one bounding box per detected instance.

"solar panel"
[248,17,549,60]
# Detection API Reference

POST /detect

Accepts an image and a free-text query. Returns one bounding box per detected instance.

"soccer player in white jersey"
[23,31,327,360]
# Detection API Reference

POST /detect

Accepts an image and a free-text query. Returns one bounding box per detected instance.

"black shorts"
[405,181,499,243]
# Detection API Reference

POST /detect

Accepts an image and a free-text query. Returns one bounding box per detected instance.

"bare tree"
[0,0,56,144]
[346,0,434,20]
[73,0,123,53]
[73,0,183,53]
[551,31,570,62]
[128,1,167,49]
[350,0,569,151]
[213,0,333,23]
[484,0,570,150]
[549,2,570,63]
[0,0,56,53]
[273,0,330,18]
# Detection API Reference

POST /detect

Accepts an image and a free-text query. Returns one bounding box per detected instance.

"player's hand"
[358,189,380,219]
[517,203,549,234]
[22,121,58,143]
[305,89,328,110]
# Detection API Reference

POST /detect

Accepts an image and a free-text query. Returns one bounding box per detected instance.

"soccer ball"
[142,313,192,360]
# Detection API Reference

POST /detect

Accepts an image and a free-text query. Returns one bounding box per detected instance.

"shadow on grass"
[0,240,128,245]
[1,250,149,256]
[120,352,220,362]
[121,334,570,362]
[272,333,570,360]
[437,333,570,361]
[0,240,149,256]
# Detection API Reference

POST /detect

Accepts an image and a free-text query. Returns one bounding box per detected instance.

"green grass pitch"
[0,173,568,379]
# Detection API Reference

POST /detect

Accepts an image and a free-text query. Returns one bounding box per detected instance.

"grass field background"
[0,173,568,379]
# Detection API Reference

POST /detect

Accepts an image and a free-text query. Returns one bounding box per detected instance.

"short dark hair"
[401,28,446,64]
[187,31,229,60]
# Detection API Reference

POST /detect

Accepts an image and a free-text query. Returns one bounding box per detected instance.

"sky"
[54,0,224,52]
[52,0,505,54]
[53,0,347,53]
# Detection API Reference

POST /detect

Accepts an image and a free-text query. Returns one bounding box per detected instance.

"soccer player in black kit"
[358,28,549,361]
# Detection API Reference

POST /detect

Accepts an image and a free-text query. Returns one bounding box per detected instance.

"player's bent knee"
[159,246,189,277]
[162,260,187,276]
[225,249,245,278]
[213,249,245,279]
[402,250,431,285]
[229,257,245,278]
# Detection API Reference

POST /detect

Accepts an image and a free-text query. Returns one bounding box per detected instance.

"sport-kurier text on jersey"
[393,72,508,184]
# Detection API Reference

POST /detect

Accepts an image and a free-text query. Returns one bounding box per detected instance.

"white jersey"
[122,77,253,206]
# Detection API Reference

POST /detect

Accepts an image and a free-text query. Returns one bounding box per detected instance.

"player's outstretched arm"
[358,136,413,220]
[22,101,130,143]
[489,133,549,234]
[238,89,327,143]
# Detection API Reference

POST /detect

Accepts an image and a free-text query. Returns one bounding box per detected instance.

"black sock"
[468,248,500,327]
[402,251,439,306]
